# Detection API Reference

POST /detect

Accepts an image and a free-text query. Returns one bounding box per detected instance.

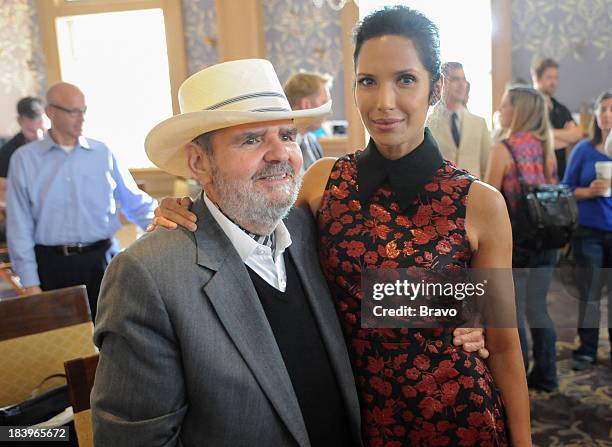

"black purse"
[0,374,69,426]
[502,140,578,263]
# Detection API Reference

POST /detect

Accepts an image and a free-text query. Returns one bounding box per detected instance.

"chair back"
[64,354,99,447]
[0,285,96,407]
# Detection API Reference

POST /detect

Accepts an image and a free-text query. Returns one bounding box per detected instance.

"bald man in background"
[6,82,156,318]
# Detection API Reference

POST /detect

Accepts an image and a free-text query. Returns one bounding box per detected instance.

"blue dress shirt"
[7,133,157,287]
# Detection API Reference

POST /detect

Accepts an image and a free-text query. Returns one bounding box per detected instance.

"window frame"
[36,0,187,115]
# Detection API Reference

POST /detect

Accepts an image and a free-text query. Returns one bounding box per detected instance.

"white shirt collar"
[440,101,465,120]
[202,192,292,261]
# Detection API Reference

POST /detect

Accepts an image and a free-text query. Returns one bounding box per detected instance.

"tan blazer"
[426,103,492,178]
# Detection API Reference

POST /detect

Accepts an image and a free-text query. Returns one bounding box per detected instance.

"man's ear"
[429,77,443,106]
[185,142,212,186]
[44,105,55,121]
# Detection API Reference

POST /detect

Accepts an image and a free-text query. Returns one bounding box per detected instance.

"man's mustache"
[252,162,295,181]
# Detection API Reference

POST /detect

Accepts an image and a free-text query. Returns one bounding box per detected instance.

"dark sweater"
[247,252,352,446]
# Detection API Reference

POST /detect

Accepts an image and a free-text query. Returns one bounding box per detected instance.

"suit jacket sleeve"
[91,250,188,447]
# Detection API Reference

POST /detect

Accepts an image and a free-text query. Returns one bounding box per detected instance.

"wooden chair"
[0,285,97,407]
[64,354,99,447]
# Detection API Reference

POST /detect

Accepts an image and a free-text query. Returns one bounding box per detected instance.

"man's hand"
[23,286,42,295]
[146,197,197,232]
[453,327,489,359]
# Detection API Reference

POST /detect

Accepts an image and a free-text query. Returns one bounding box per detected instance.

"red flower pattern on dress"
[413,205,433,227]
[346,240,366,257]
[317,153,508,446]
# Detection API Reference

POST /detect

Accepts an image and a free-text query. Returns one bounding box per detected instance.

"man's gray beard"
[209,157,302,235]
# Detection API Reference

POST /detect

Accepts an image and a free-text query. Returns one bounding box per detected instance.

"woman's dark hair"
[352,6,441,88]
[590,90,612,146]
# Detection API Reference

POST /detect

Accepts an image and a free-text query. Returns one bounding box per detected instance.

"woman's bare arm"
[465,181,531,446]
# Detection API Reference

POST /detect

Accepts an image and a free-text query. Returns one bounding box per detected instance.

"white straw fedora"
[145,59,331,177]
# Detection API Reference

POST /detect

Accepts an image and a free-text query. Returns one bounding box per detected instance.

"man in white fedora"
[91,59,362,447]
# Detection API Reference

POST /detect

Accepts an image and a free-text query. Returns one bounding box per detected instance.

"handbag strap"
[502,139,527,185]
[31,374,66,397]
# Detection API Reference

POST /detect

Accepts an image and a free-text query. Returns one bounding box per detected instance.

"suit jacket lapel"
[192,197,310,447]
[285,209,363,441]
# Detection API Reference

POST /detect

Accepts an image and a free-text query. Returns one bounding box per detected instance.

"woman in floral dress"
[297,7,530,446]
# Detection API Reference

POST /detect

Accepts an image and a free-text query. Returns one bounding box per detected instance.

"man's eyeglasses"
[50,104,87,117]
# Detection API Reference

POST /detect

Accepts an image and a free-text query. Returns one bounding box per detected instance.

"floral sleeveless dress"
[317,134,508,446]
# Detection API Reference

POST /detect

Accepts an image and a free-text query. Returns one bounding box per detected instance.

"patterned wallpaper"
[512,0,612,112]
[0,0,46,136]
[263,0,346,120]
[6,1,607,131]
[181,0,218,75]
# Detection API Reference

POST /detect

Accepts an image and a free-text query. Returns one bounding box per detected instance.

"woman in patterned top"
[155,6,530,446]
[485,86,559,393]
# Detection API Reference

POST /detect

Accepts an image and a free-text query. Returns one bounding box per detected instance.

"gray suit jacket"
[91,197,362,447]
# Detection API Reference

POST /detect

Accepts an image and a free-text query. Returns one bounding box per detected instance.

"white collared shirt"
[203,193,291,292]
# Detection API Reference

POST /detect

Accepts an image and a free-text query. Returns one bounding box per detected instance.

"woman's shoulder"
[303,157,337,190]
[566,140,597,168]
[336,150,359,165]
[508,130,539,145]
[308,152,354,180]
[465,181,508,224]
[572,138,594,153]
[299,152,362,215]
[323,149,364,178]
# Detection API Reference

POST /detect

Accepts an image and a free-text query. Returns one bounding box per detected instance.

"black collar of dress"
[356,128,444,210]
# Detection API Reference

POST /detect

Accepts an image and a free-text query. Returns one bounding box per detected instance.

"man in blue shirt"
[6,82,156,318]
